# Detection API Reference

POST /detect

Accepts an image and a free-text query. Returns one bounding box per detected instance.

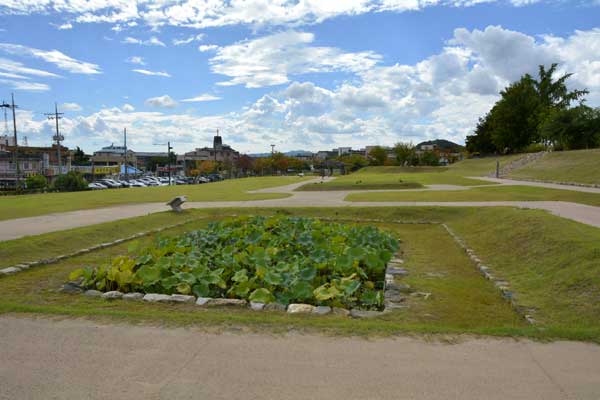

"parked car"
[88,182,107,190]
[196,176,210,184]
[128,180,147,187]
[99,179,122,189]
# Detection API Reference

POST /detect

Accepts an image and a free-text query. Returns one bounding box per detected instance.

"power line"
[44,103,65,173]
[0,94,20,187]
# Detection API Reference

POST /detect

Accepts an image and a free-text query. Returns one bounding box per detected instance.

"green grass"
[0,176,309,221]
[296,166,492,191]
[509,149,600,185]
[1,207,599,341]
[345,185,600,206]
[447,154,524,176]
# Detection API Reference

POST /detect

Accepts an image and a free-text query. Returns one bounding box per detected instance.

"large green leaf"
[249,288,275,304]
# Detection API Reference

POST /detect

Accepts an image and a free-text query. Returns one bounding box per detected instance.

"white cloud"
[0,43,100,74]
[8,25,600,154]
[145,95,178,108]
[61,102,82,111]
[173,33,205,45]
[126,56,145,65]
[132,68,171,77]
[123,36,166,47]
[198,44,219,52]
[0,1,567,30]
[181,94,221,102]
[0,79,49,91]
[122,103,135,112]
[209,30,381,88]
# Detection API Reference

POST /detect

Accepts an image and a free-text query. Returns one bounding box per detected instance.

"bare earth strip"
[1,178,600,241]
[0,316,599,400]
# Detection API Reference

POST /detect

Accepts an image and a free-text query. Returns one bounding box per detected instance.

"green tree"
[72,146,90,166]
[393,142,416,166]
[419,150,439,166]
[540,106,600,150]
[467,63,590,154]
[25,174,47,189]
[368,146,387,166]
[338,154,368,171]
[53,171,87,192]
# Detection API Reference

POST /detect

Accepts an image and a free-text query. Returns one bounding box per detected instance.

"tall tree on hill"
[466,63,590,154]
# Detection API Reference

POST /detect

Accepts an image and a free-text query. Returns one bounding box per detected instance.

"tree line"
[466,64,600,154]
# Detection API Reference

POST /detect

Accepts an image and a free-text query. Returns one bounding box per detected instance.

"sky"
[0,1,599,155]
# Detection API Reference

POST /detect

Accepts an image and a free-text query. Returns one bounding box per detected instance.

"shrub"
[52,171,87,192]
[25,174,47,189]
[70,216,400,309]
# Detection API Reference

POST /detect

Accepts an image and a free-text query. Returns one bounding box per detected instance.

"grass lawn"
[0,176,309,221]
[508,149,600,185]
[345,185,600,207]
[1,207,599,341]
[296,166,493,191]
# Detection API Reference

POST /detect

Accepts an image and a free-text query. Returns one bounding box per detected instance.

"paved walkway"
[1,177,600,241]
[474,176,600,193]
[1,316,599,400]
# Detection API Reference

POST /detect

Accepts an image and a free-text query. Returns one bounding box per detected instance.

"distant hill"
[416,139,464,151]
[248,150,314,158]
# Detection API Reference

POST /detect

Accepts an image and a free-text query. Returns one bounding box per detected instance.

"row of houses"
[0,131,462,187]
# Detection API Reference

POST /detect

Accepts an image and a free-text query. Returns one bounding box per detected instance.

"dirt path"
[1,316,598,400]
[2,177,600,241]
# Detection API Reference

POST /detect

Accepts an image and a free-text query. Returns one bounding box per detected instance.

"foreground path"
[0,317,600,400]
[2,193,600,241]
[1,316,599,400]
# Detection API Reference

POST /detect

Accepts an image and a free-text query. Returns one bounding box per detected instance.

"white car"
[88,182,107,190]
[128,180,147,187]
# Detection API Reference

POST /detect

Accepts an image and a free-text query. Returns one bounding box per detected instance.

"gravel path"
[1,177,600,242]
[1,316,599,400]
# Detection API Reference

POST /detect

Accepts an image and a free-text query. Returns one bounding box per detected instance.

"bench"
[166,195,187,212]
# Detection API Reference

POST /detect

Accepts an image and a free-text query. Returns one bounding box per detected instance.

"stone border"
[442,223,536,324]
[0,217,210,278]
[499,176,600,189]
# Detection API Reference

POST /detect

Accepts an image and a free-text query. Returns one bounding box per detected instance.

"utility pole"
[123,127,128,180]
[1,94,19,188]
[45,103,64,175]
[167,141,173,185]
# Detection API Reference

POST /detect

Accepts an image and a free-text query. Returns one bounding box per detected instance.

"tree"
[419,150,439,166]
[197,160,216,174]
[25,174,47,189]
[236,155,254,175]
[466,63,590,154]
[252,157,272,176]
[393,142,416,166]
[540,106,600,150]
[338,154,368,172]
[53,171,87,192]
[368,146,387,166]
[466,115,497,155]
[72,146,90,166]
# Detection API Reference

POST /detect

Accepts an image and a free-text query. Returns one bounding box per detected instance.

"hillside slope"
[508,149,600,186]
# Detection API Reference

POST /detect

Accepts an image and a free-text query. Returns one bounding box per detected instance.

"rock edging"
[442,224,536,324]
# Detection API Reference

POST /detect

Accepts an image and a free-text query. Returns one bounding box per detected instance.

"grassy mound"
[508,149,600,185]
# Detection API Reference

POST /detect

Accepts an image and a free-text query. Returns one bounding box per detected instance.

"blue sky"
[0,1,599,154]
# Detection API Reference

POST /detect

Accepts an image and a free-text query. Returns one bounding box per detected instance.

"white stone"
[312,306,331,315]
[196,297,212,306]
[287,304,315,314]
[250,302,265,311]
[122,292,144,301]
[84,290,102,297]
[170,294,195,303]
[102,291,123,300]
[143,293,171,303]
[0,267,21,275]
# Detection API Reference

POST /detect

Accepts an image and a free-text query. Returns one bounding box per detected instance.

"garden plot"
[67,216,402,314]
[0,209,527,336]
